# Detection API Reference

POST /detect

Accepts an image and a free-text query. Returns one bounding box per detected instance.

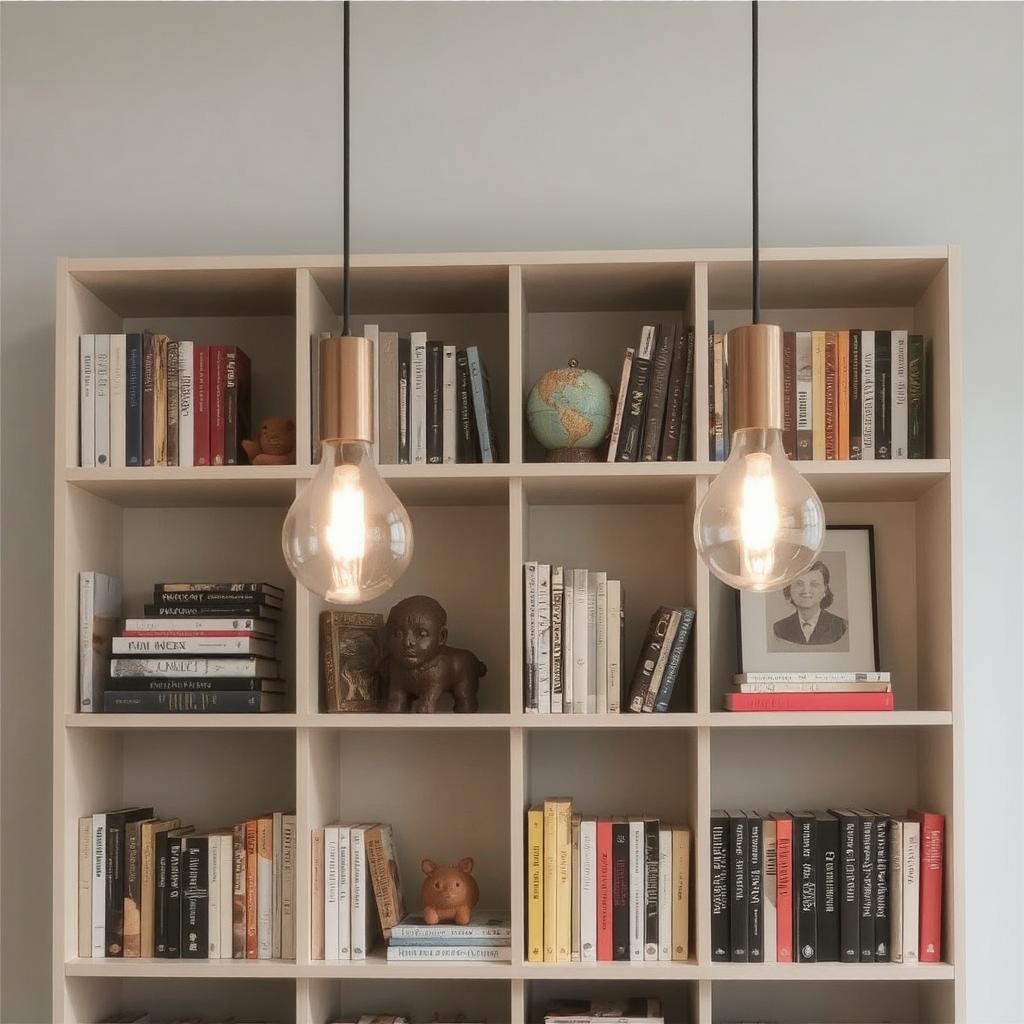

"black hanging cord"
[751,0,760,324]
[342,0,351,335]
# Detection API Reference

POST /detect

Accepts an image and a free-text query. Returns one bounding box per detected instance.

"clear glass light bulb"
[282,440,413,604]
[694,427,825,592]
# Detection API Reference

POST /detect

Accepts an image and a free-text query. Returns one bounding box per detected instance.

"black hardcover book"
[832,809,860,962]
[676,327,695,461]
[710,810,730,962]
[872,813,890,961]
[728,811,748,962]
[143,602,281,621]
[126,333,144,467]
[849,329,863,459]
[163,835,187,957]
[815,811,840,962]
[746,812,763,963]
[154,582,284,598]
[611,819,630,960]
[615,326,656,462]
[908,334,926,458]
[707,331,716,459]
[153,590,283,610]
[644,818,660,957]
[791,810,817,963]
[104,807,153,956]
[426,342,444,463]
[874,330,892,459]
[182,835,209,958]
[107,677,284,693]
[659,325,686,461]
[398,336,411,464]
[641,324,675,461]
[782,331,797,459]
[103,691,285,713]
[155,827,192,957]
[455,349,479,463]
[856,809,876,961]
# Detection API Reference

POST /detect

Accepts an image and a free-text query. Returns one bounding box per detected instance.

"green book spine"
[908,334,926,458]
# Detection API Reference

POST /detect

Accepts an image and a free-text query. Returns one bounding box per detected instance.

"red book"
[724,692,894,712]
[195,345,211,466]
[245,819,258,959]
[596,819,613,961]
[773,813,793,962]
[782,331,797,459]
[210,345,227,466]
[825,330,838,460]
[912,810,945,962]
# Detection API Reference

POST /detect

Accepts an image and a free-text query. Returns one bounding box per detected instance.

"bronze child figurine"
[382,595,486,713]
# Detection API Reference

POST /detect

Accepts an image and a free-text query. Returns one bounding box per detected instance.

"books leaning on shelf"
[709,329,931,463]
[95,580,287,714]
[725,672,893,713]
[625,606,696,713]
[79,333,254,469]
[526,800,691,965]
[77,806,296,960]
[607,323,695,462]
[709,809,944,965]
[544,999,664,1023]
[311,327,498,465]
[386,910,512,962]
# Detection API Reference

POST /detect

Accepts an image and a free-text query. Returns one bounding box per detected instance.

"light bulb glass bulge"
[694,428,825,592]
[282,440,413,604]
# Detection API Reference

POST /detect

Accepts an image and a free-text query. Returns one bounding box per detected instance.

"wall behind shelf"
[2,2,1021,1021]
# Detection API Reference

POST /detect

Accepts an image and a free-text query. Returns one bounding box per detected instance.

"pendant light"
[282,1,414,604]
[693,1,825,592]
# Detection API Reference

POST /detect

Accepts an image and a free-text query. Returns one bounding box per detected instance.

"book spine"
[232,822,247,958]
[543,801,558,962]
[653,607,695,712]
[550,566,563,714]
[125,334,144,466]
[91,815,106,956]
[235,348,252,467]
[378,331,400,464]
[606,348,635,462]
[220,834,232,960]
[245,820,258,958]
[398,336,411,463]
[641,325,674,460]
[105,812,126,956]
[580,817,597,962]
[310,829,324,960]
[873,814,889,961]
[656,825,671,960]
[762,819,777,963]
[659,327,686,459]
[209,345,226,465]
[182,836,208,958]
[811,330,826,460]
[824,331,837,459]
[410,333,427,463]
[571,814,581,961]
[861,331,876,460]
[611,820,629,960]
[849,329,863,458]
[735,671,892,683]
[735,681,890,693]
[78,572,97,712]
[837,811,859,962]
[816,814,839,962]
[723,692,894,712]
[385,944,512,961]
[257,817,273,958]
[747,814,763,962]
[677,327,695,460]
[165,339,179,466]
[523,562,537,712]
[112,639,275,660]
[141,332,156,465]
[902,820,921,963]
[102,691,278,713]
[527,807,544,962]
[628,607,673,713]
[837,330,850,459]
[729,813,748,962]
[337,825,352,957]
[643,818,659,960]
[710,812,730,961]
[442,344,457,464]
[556,801,572,961]
[795,331,812,459]
[193,346,210,466]
[365,824,403,938]
[707,332,716,459]
[781,330,797,459]
[671,826,690,962]
[123,820,144,956]
[466,345,497,463]
[107,677,282,693]
[80,334,96,467]
[794,813,817,962]
[426,341,443,464]
[223,346,238,465]
[642,609,679,713]
[915,811,944,961]
[177,340,194,468]
[875,330,892,458]
[109,334,126,469]
[908,334,926,458]
[615,326,656,462]
[594,573,608,714]
[208,831,222,958]
[273,811,283,958]
[627,818,644,962]
[571,569,588,716]
[596,819,612,961]
[713,334,726,460]
[79,817,93,957]
[536,564,552,714]
[153,829,170,957]
[165,836,185,957]
[561,570,574,714]
[775,816,793,962]
[889,820,904,963]
[606,579,623,714]
[858,812,876,961]
[455,348,477,463]
[585,573,598,714]
[152,336,168,465]
[891,329,908,457]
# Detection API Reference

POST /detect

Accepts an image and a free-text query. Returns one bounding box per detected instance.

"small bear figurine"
[420,857,479,926]
[241,416,296,465]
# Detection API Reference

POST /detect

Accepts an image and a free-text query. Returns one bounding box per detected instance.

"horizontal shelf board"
[708,711,953,728]
[380,463,512,505]
[519,461,701,505]
[705,961,955,981]
[518,958,700,979]
[300,713,512,729]
[516,712,700,728]
[65,713,299,730]
[64,957,297,978]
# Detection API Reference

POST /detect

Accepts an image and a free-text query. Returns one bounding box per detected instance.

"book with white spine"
[628,817,645,961]
[79,570,121,712]
[892,329,909,457]
[735,671,891,683]
[442,344,457,463]
[594,572,608,713]
[762,817,778,963]
[658,825,672,960]
[272,811,283,959]
[536,564,552,714]
[78,817,92,957]
[386,944,511,961]
[220,833,232,958]
[90,813,106,957]
[337,824,352,958]
[350,823,377,959]
[642,609,681,712]
[607,580,623,713]
[901,817,921,963]
[281,813,296,960]
[735,680,891,693]
[861,330,876,459]
[889,819,904,963]
[177,340,194,467]
[110,334,127,469]
[523,562,538,713]
[572,569,589,715]
[94,334,110,466]
[111,639,276,660]
[257,818,273,959]
[580,816,597,962]
[550,566,564,713]
[561,570,574,713]
[208,832,223,958]
[324,826,340,960]
[80,334,96,467]
[410,332,427,464]
[586,572,598,714]
[606,347,635,461]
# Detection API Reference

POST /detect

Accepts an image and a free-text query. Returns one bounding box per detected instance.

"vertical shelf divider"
[508,265,526,467]
[692,262,711,464]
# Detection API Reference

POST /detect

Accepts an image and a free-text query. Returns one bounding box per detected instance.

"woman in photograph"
[772,560,848,646]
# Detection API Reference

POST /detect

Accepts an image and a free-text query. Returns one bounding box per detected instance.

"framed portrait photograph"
[738,525,880,672]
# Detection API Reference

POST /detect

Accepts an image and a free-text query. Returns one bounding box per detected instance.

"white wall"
[2,1,1021,1019]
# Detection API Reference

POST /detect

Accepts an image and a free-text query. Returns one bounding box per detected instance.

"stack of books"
[94,580,286,714]
[311,328,498,464]
[78,333,253,468]
[385,910,512,963]
[625,605,695,713]
[710,809,944,964]
[708,328,930,462]
[543,1000,665,1023]
[725,672,894,713]
[527,800,691,964]
[78,807,296,960]
[608,324,695,462]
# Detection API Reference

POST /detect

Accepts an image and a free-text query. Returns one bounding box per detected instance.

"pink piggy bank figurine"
[420,857,480,925]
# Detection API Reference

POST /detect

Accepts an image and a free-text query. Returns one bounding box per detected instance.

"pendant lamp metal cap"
[319,334,374,444]
[727,322,784,433]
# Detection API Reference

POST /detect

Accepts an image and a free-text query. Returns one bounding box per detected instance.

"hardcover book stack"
[78,333,253,468]
[709,809,944,964]
[543,1000,665,1023]
[386,910,512,963]
[708,328,930,462]
[92,580,287,714]
[725,672,894,713]
[526,800,691,964]
[312,327,499,464]
[78,806,296,960]
[608,324,696,462]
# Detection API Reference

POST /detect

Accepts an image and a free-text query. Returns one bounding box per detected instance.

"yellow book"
[812,330,826,460]
[555,798,573,962]
[543,800,559,962]
[527,806,544,963]
[671,825,691,962]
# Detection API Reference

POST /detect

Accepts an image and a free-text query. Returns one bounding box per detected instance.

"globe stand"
[545,447,597,463]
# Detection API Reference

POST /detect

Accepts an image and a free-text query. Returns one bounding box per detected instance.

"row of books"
[608,324,695,462]
[526,800,691,964]
[78,807,296,960]
[311,328,499,465]
[710,809,944,964]
[544,1001,664,1023]
[78,333,253,468]
[80,577,287,713]
[725,671,894,713]
[708,328,930,462]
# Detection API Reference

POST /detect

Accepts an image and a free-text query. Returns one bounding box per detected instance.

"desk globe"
[526,360,613,462]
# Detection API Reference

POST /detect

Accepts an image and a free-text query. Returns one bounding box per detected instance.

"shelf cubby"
[525,978,699,1023]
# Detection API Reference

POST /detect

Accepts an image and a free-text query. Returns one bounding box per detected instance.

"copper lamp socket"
[319,334,374,444]
[726,323,785,433]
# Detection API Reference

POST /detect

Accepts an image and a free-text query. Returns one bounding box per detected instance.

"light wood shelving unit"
[53,247,963,1024]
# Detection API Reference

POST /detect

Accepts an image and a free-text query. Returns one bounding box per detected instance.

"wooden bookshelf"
[53,247,963,1024]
